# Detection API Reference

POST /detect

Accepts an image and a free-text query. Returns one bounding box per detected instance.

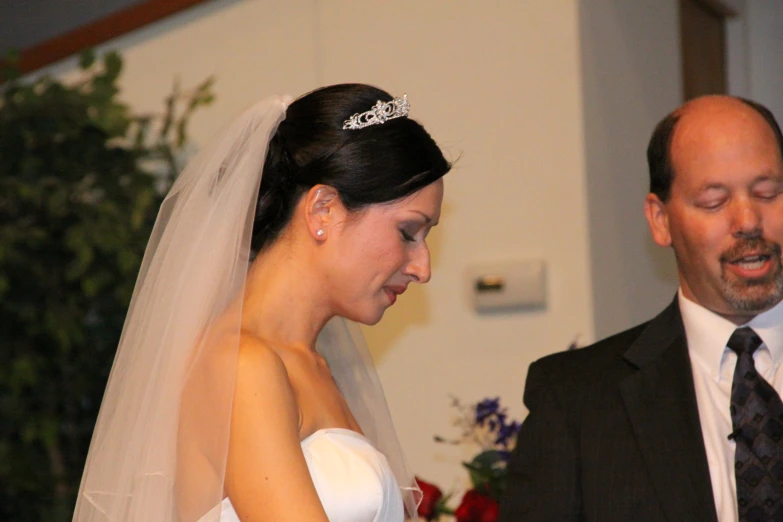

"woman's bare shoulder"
[233,332,296,395]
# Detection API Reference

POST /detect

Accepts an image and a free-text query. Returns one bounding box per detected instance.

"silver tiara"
[342,94,410,130]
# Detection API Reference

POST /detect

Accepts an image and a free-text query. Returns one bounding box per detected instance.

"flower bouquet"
[416,397,522,522]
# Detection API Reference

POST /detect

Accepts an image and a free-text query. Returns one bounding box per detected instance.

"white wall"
[36,0,782,495]
[322,2,593,489]
[745,1,783,119]
[39,0,593,490]
[578,0,783,340]
[578,0,682,340]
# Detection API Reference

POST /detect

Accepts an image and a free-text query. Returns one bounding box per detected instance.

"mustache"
[720,238,782,263]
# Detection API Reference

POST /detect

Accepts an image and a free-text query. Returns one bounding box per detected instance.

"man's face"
[646,98,783,323]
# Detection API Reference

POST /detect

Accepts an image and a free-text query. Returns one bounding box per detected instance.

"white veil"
[72,94,422,522]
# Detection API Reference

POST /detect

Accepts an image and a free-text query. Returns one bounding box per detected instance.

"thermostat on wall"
[467,259,547,313]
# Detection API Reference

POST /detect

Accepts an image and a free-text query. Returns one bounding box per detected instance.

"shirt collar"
[678,289,783,377]
[747,294,783,367]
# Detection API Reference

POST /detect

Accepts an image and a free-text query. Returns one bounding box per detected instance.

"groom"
[498,95,783,522]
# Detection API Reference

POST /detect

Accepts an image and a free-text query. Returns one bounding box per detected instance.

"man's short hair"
[646,97,783,202]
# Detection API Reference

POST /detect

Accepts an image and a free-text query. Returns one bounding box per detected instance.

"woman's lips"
[383,285,407,305]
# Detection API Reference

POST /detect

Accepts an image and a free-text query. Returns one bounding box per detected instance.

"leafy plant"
[417,341,579,522]
[417,397,522,522]
[0,50,213,521]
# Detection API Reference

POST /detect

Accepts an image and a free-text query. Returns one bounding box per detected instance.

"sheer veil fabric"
[72,95,422,522]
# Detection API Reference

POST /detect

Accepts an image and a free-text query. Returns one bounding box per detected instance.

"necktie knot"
[727,327,763,356]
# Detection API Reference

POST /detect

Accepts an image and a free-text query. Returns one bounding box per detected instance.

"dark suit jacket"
[498,299,720,522]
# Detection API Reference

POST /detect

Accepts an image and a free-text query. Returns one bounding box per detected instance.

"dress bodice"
[216,428,404,522]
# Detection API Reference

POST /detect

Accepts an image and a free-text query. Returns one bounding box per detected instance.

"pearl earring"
[316,229,324,236]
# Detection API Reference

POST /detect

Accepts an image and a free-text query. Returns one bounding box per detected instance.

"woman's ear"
[303,185,344,241]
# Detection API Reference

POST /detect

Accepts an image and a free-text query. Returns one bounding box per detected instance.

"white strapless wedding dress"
[213,428,404,522]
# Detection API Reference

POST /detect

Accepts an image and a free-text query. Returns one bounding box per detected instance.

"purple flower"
[496,449,513,463]
[495,421,521,447]
[475,397,500,423]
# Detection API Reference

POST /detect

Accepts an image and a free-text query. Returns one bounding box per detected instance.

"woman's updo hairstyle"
[251,83,451,253]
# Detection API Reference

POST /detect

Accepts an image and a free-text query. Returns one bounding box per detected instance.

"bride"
[72,83,451,522]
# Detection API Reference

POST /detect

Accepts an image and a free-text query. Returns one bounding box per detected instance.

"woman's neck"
[240,237,331,349]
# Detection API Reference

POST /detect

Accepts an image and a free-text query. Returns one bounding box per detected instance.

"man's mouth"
[721,239,782,278]
[729,254,771,270]
[723,251,779,280]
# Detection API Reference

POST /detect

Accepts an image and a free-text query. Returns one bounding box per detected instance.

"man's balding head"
[643,96,783,323]
[647,96,783,202]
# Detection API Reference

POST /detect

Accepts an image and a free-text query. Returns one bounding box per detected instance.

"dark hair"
[646,97,783,202]
[251,84,451,252]
[646,112,681,202]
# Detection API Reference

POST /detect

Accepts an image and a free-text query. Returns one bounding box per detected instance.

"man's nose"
[732,198,763,238]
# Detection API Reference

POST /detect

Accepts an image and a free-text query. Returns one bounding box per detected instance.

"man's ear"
[644,193,672,247]
[303,184,344,240]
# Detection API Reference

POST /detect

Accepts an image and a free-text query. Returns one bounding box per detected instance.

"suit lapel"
[620,300,719,522]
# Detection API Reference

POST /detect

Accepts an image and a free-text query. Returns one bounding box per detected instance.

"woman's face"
[328,178,444,325]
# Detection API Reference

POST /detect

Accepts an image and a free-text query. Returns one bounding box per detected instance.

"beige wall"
[35,0,783,491]
[745,1,783,119]
[321,1,594,489]
[578,0,682,340]
[43,0,592,489]
[580,0,783,340]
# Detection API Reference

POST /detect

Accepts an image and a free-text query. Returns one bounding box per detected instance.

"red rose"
[479,499,499,522]
[415,476,444,520]
[454,489,499,522]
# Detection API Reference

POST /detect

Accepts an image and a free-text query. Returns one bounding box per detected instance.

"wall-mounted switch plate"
[467,259,546,312]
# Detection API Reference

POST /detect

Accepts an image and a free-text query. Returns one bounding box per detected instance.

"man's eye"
[400,230,415,242]
[752,180,783,200]
[755,190,782,200]
[696,199,725,210]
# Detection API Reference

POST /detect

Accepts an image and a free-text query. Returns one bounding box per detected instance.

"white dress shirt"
[679,290,783,522]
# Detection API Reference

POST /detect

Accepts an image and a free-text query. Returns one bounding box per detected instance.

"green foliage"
[0,51,214,521]
[462,449,509,501]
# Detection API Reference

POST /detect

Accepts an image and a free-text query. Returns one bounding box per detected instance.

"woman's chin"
[343,306,385,326]
[365,312,385,326]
